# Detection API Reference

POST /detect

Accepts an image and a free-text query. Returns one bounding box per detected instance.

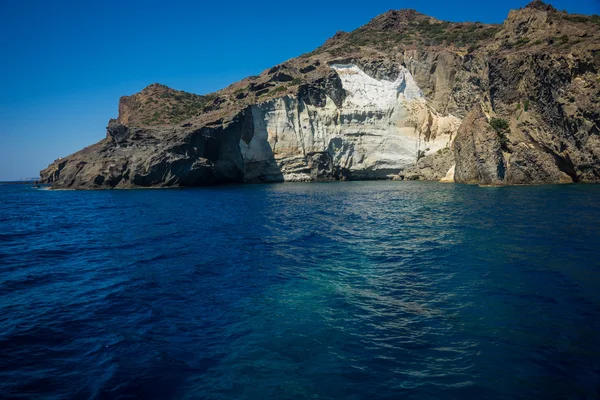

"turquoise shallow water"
[1,181,599,399]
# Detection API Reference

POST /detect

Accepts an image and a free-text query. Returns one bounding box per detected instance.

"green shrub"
[490,118,509,132]
[490,118,511,150]
[502,40,513,50]
[563,14,597,24]
[514,37,531,47]
[271,86,286,95]
[524,99,530,111]
[498,133,510,148]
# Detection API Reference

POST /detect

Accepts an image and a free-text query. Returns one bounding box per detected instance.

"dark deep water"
[1,181,599,399]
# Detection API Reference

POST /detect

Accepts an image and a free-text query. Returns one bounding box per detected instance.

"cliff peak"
[524,0,557,12]
[366,9,436,31]
[140,83,173,95]
[116,83,218,126]
[503,0,597,41]
[381,9,428,20]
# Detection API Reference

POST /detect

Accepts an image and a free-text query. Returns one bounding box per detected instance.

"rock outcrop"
[40,1,600,188]
[454,104,507,185]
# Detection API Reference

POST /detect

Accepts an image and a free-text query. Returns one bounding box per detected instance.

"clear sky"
[1,0,598,181]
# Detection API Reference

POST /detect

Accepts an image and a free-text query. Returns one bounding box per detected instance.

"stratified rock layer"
[241,65,460,183]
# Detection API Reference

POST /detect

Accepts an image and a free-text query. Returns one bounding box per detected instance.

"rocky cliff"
[40,1,600,188]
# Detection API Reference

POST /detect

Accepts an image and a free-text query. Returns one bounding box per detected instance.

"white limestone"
[239,64,462,181]
[440,164,456,182]
[332,64,424,108]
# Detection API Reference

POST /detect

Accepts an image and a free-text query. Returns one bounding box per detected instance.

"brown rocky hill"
[41,1,600,188]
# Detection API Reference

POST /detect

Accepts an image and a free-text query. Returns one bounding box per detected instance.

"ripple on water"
[0,182,599,399]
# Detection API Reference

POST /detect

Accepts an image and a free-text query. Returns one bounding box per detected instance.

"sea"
[0,181,599,399]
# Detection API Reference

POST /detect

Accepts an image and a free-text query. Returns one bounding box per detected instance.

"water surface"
[1,181,599,399]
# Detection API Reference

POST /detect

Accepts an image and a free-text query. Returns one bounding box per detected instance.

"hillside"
[41,1,600,188]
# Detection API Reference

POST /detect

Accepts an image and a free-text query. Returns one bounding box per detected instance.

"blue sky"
[1,0,598,181]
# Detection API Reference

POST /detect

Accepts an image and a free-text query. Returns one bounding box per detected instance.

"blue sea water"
[0,181,599,399]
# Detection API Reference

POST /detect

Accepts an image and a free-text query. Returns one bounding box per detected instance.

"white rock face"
[239,64,462,182]
[440,164,456,183]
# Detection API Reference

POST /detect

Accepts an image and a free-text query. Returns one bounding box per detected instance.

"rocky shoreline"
[41,1,600,189]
